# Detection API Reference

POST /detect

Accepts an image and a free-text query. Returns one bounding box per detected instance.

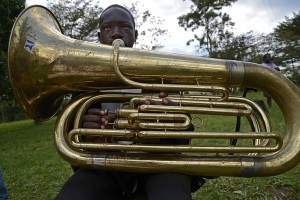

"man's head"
[263,53,272,63]
[98,4,138,47]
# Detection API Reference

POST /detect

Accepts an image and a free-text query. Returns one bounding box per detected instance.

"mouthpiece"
[112,39,125,47]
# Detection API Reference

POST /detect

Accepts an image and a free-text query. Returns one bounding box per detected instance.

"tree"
[274,11,300,84]
[47,0,101,41]
[214,31,282,63]
[178,0,237,57]
[127,2,169,50]
[211,31,260,61]
[0,0,26,122]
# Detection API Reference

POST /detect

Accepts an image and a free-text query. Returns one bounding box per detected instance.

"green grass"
[0,118,73,199]
[0,91,299,199]
[191,91,300,200]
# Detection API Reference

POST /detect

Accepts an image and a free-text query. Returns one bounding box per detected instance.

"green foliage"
[47,0,102,41]
[127,2,169,50]
[0,51,12,103]
[0,0,26,122]
[274,11,300,83]
[177,1,299,84]
[210,31,260,61]
[0,0,25,51]
[178,0,237,56]
[211,31,281,64]
[0,0,25,101]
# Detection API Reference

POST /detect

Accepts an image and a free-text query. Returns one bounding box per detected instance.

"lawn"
[0,91,299,199]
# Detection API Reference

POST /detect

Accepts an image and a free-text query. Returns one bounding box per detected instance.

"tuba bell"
[8,5,300,177]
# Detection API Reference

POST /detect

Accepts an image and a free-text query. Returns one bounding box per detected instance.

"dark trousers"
[55,168,193,200]
[0,169,8,200]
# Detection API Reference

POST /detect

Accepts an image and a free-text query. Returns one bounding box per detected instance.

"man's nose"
[111,27,123,39]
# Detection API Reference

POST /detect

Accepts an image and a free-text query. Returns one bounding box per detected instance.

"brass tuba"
[8,5,300,177]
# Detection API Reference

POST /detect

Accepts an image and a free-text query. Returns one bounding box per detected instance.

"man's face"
[98,7,136,47]
[265,55,271,62]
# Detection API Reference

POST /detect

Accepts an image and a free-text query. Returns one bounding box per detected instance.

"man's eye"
[103,26,111,31]
[123,25,131,29]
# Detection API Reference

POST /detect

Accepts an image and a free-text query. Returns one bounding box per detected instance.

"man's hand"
[82,108,116,129]
[144,91,175,105]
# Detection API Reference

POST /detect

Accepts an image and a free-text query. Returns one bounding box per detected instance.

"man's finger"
[162,97,175,105]
[103,113,116,122]
[86,108,102,115]
[83,114,101,122]
[159,91,168,98]
[144,99,157,105]
[82,122,101,128]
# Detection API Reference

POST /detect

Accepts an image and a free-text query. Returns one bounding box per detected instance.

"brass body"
[8,6,300,177]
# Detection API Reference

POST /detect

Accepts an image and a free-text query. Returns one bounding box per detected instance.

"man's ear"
[135,30,138,42]
[98,32,101,43]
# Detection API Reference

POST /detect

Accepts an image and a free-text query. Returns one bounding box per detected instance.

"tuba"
[8,5,300,177]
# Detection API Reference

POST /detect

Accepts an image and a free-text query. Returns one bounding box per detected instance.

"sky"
[26,0,300,55]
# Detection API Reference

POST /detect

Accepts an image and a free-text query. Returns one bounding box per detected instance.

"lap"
[55,168,137,200]
[142,173,193,200]
[55,168,201,200]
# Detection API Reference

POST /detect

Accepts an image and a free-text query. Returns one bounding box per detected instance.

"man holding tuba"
[55,4,204,200]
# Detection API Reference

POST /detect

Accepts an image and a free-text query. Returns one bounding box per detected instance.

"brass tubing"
[114,119,139,129]
[67,127,282,153]
[115,118,191,130]
[229,97,271,133]
[241,63,300,176]
[53,65,300,176]
[128,113,191,130]
[138,104,252,116]
[137,131,281,140]
[54,94,102,167]
[113,46,230,101]
[229,96,271,147]
[131,97,251,108]
[73,93,140,129]
[70,143,281,154]
[69,129,135,141]
[127,112,189,122]
[68,138,281,154]
[10,6,300,177]
[115,108,138,118]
